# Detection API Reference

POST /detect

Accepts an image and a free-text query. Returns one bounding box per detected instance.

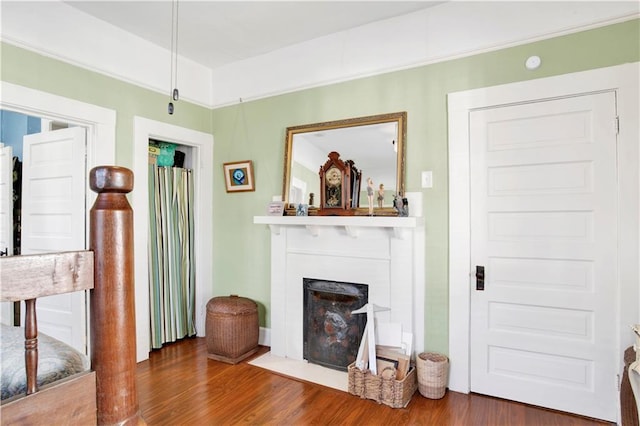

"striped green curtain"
[148,164,196,349]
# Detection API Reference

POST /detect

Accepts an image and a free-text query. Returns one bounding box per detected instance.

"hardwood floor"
[136,337,612,425]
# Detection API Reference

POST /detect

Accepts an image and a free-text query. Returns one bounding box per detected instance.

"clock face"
[325,166,342,207]
[326,167,341,187]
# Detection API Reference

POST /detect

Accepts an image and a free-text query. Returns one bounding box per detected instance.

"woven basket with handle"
[347,363,417,408]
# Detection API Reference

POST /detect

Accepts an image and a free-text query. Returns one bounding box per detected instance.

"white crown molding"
[0,1,212,108]
[1,1,638,109]
[210,2,639,107]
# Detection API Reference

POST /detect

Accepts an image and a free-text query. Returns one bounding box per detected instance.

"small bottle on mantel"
[308,192,315,207]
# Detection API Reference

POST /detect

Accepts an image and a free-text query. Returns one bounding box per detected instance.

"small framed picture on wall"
[223,160,255,192]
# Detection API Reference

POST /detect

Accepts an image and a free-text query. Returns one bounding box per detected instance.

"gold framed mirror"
[282,112,406,214]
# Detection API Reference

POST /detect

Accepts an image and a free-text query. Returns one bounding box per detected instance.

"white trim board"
[132,116,214,362]
[447,63,639,408]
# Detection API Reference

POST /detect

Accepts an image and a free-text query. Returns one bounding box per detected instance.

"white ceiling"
[65,1,444,70]
[4,1,636,106]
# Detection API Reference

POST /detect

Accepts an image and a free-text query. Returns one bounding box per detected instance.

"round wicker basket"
[416,352,449,399]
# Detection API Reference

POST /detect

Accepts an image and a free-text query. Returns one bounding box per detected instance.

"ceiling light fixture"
[168,0,180,114]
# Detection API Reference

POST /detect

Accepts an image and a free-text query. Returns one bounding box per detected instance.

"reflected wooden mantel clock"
[319,151,360,216]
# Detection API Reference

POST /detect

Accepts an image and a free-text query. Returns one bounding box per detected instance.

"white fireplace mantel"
[253,215,423,239]
[254,211,426,369]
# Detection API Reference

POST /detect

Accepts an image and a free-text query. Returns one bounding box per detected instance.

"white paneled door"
[469,92,618,420]
[0,143,14,325]
[21,127,87,354]
[0,144,12,257]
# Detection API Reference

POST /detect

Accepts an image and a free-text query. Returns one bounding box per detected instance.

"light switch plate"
[421,171,433,188]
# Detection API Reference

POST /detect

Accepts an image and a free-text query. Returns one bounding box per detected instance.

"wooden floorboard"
[136,337,612,425]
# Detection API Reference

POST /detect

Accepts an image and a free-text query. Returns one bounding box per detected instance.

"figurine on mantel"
[377,183,385,208]
[393,194,402,214]
[394,194,409,217]
[366,177,374,216]
[308,192,315,207]
[402,197,409,217]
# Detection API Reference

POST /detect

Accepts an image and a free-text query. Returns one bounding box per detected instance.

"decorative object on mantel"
[223,160,255,193]
[319,151,359,216]
[392,194,409,217]
[284,205,318,216]
[366,177,374,215]
[353,207,398,217]
[296,204,308,216]
[377,183,385,208]
[266,201,285,216]
[401,197,409,217]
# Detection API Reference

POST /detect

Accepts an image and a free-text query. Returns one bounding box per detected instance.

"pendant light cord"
[169,0,175,98]
[174,0,179,95]
[168,0,179,113]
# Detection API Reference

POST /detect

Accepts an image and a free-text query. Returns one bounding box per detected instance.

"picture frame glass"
[223,160,255,192]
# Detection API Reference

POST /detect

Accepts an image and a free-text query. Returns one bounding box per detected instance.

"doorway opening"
[133,116,213,362]
[147,139,197,349]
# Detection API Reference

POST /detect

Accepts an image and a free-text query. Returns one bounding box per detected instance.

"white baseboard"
[259,327,271,347]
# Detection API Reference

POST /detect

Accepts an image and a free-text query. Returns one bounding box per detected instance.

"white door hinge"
[615,116,620,135]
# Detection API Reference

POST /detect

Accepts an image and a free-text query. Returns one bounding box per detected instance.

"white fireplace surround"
[254,206,425,366]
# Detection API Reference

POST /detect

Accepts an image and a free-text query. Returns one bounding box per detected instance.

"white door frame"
[0,82,115,182]
[0,82,116,349]
[133,116,213,362]
[447,63,639,401]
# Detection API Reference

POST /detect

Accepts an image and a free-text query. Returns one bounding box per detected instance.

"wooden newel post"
[89,166,142,425]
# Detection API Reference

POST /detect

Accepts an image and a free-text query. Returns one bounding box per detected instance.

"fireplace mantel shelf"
[253,215,423,239]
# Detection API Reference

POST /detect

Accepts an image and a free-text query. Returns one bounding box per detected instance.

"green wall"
[2,19,638,355]
[211,19,639,354]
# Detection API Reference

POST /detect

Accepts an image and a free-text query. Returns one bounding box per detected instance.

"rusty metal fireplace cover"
[303,278,368,371]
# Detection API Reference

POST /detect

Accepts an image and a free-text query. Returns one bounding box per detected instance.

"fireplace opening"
[303,278,368,371]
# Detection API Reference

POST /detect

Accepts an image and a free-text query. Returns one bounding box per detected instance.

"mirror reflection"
[283,112,406,211]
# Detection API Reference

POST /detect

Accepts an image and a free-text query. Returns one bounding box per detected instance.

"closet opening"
[147,138,197,349]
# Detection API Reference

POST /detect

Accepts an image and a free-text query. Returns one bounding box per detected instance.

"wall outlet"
[421,171,433,188]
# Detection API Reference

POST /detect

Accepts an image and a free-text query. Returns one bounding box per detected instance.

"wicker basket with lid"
[206,295,259,364]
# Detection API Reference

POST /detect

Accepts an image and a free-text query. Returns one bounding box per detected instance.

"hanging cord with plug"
[168,0,180,114]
